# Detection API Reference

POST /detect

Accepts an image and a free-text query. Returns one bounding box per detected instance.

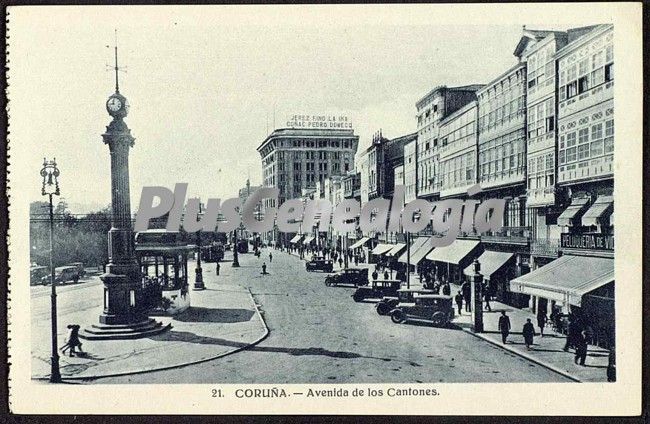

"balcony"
[530,238,560,258]
[481,226,531,246]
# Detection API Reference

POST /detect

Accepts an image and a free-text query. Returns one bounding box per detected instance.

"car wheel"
[391,309,406,324]
[352,292,364,303]
[325,280,332,287]
[376,302,391,315]
[431,312,446,327]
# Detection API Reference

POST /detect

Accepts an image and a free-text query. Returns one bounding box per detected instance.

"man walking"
[261,262,267,275]
[216,262,220,276]
[523,318,535,350]
[537,312,547,337]
[269,252,273,263]
[483,283,492,312]
[574,330,588,366]
[498,311,511,344]
[454,291,463,315]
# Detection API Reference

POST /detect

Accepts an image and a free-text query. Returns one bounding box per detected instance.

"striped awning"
[385,243,406,257]
[302,236,314,245]
[509,255,614,307]
[425,239,481,265]
[349,237,370,250]
[557,197,590,227]
[371,244,394,256]
[463,250,514,281]
[289,234,302,244]
[582,196,613,227]
[398,237,431,264]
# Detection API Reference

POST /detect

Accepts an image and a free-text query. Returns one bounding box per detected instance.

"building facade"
[415,85,484,201]
[403,138,418,203]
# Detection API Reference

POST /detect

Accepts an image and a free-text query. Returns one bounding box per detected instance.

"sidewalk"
[32,281,268,380]
[448,282,610,382]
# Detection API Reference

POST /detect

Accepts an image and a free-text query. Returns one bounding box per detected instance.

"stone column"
[469,259,484,333]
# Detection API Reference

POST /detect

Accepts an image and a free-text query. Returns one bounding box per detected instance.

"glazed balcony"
[481,226,531,246]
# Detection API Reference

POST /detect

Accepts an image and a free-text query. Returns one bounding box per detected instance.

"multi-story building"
[403,139,418,203]
[437,101,478,198]
[384,133,416,198]
[415,85,484,201]
[257,127,359,245]
[342,171,361,201]
[393,165,404,192]
[257,127,359,207]
[361,131,416,200]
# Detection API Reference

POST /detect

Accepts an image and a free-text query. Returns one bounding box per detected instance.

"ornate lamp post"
[232,228,240,267]
[40,158,61,383]
[194,199,205,290]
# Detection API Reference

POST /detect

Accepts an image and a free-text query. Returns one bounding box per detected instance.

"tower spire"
[114,29,120,93]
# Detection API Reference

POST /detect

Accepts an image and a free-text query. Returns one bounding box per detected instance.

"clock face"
[107,97,122,112]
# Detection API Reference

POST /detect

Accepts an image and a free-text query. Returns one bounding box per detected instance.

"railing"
[530,238,560,257]
[481,226,531,245]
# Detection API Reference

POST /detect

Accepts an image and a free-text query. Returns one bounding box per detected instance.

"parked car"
[352,279,401,302]
[324,268,369,287]
[68,262,86,277]
[376,288,436,315]
[389,294,455,326]
[306,256,334,273]
[41,266,80,285]
[30,266,49,286]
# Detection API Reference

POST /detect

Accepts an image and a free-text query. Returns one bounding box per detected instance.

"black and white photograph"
[6,4,643,416]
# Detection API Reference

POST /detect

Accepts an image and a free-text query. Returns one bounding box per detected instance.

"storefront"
[397,237,434,274]
[463,250,526,307]
[424,239,482,284]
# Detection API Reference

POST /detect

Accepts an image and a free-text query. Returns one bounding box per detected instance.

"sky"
[8,6,583,213]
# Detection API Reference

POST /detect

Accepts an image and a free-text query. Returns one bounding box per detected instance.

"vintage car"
[306,256,334,273]
[352,279,401,302]
[389,294,455,326]
[68,262,86,277]
[40,266,80,285]
[324,268,369,287]
[375,288,436,315]
[30,266,49,286]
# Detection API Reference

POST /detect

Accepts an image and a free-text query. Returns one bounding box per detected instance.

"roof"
[416,85,485,109]
[477,62,527,95]
[509,255,614,307]
[556,24,612,60]
[257,127,358,151]
[513,28,567,57]
[439,100,478,126]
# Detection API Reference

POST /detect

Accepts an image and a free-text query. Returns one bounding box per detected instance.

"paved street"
[92,248,570,384]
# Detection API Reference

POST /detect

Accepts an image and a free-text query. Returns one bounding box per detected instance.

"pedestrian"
[498,311,511,344]
[338,257,343,268]
[372,270,378,282]
[61,324,83,357]
[442,282,451,296]
[216,262,220,276]
[354,255,359,266]
[383,270,389,280]
[574,330,588,366]
[269,252,273,263]
[461,281,471,312]
[537,312,547,337]
[261,262,267,275]
[563,314,579,352]
[454,291,463,315]
[523,318,535,350]
[483,284,492,312]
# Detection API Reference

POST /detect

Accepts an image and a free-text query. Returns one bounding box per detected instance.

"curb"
[33,286,270,382]
[458,326,582,382]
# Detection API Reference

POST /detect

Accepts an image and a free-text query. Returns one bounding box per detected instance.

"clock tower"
[81,34,169,340]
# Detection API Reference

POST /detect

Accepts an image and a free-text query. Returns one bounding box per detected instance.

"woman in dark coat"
[522,318,535,350]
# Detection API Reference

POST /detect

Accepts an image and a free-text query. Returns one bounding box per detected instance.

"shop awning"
[371,244,394,256]
[425,239,481,265]
[398,237,430,264]
[385,243,406,257]
[409,238,437,265]
[557,197,590,227]
[463,250,514,280]
[349,237,370,250]
[289,235,302,244]
[302,236,314,245]
[509,255,614,307]
[582,196,613,227]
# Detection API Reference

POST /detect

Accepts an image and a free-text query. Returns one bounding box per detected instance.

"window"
[578,144,590,160]
[590,140,604,156]
[578,58,589,75]
[578,75,589,93]
[591,123,603,141]
[578,128,589,144]
[591,67,605,86]
[592,51,605,68]
[567,81,578,98]
[546,117,555,132]
[559,149,566,164]
[605,119,614,137]
[605,63,614,82]
[566,147,577,163]
[425,142,430,150]
[566,132,577,147]
[604,137,614,153]
[606,45,613,63]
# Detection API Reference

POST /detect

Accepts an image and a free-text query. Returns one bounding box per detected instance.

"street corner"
[31,283,268,381]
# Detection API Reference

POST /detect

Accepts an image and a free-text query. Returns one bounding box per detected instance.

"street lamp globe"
[40,158,60,197]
